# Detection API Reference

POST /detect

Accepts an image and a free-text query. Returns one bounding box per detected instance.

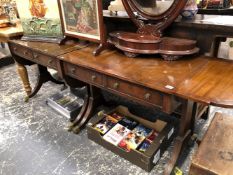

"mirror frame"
[122,0,187,32]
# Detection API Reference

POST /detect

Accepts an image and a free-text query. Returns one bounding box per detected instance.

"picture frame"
[16,0,64,43]
[58,0,107,55]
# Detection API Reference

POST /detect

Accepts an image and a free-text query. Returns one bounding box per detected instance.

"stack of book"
[93,112,159,152]
[46,89,84,121]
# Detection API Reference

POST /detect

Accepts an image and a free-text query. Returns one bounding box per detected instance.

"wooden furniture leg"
[56,60,88,125]
[28,65,64,98]
[210,36,226,57]
[16,62,32,96]
[164,99,194,175]
[67,94,89,131]
[0,42,5,48]
[72,85,102,134]
[93,43,108,56]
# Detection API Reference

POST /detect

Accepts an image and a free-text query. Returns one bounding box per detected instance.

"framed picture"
[58,0,107,55]
[16,0,64,43]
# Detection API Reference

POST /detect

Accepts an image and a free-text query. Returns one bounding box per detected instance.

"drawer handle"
[13,47,17,52]
[113,82,119,89]
[48,59,53,65]
[144,93,151,100]
[71,68,76,74]
[91,75,97,81]
[24,51,28,55]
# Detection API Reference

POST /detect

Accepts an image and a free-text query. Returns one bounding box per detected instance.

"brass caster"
[72,127,81,134]
[66,122,74,132]
[188,133,198,146]
[173,167,183,175]
[24,96,29,102]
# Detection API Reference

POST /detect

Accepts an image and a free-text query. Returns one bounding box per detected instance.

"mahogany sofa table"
[9,40,233,175]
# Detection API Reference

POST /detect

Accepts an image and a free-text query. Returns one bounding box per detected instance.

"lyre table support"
[28,65,64,98]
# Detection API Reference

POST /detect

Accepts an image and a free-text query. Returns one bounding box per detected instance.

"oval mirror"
[132,0,175,16]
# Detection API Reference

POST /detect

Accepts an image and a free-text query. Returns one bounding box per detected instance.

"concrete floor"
[1,61,233,175]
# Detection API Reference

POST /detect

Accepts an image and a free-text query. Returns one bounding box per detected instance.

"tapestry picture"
[60,0,101,41]
[16,0,63,37]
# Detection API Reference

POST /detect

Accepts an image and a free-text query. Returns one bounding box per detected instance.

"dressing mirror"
[109,0,199,60]
[133,0,174,16]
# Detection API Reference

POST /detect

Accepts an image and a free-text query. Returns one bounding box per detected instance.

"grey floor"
[1,61,233,175]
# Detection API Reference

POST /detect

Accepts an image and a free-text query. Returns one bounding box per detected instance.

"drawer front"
[106,77,163,108]
[33,52,57,69]
[11,44,34,60]
[65,63,103,86]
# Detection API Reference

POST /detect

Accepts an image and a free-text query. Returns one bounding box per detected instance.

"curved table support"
[93,43,108,56]
[28,65,64,99]
[72,85,102,134]
[57,60,89,124]
[164,99,194,175]
[67,94,89,132]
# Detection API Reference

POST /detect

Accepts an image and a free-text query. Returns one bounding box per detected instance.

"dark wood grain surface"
[177,58,233,108]
[59,45,233,108]
[198,8,233,15]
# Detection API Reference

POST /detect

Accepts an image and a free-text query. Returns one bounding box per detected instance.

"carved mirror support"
[109,0,199,60]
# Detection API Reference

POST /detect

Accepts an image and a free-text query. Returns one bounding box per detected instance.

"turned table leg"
[16,62,32,96]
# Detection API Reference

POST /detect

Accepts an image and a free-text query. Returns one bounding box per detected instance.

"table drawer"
[65,63,103,86]
[106,77,163,108]
[33,52,57,69]
[11,44,34,61]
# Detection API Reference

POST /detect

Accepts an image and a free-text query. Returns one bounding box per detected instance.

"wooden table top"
[175,14,233,27]
[0,22,23,42]
[59,45,233,108]
[104,12,233,29]
[10,39,88,57]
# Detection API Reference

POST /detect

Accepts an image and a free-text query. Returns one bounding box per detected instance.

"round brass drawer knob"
[71,68,76,74]
[91,75,97,81]
[113,82,119,89]
[144,93,151,100]
[48,59,53,64]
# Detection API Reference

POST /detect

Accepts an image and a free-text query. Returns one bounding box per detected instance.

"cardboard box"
[87,106,176,172]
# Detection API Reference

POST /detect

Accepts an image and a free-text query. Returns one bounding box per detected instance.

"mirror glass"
[133,0,175,16]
